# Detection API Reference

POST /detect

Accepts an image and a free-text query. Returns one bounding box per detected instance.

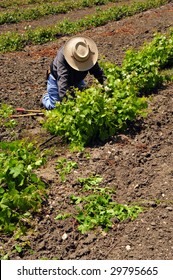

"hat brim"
[64,36,98,71]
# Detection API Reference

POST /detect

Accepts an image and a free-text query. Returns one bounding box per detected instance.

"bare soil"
[0,1,173,260]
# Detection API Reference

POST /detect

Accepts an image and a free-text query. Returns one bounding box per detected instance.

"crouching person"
[41,35,106,110]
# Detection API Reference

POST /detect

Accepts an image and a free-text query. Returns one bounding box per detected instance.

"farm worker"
[41,35,106,110]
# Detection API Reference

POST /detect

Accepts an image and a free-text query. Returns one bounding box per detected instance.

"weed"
[0,104,16,129]
[56,158,78,182]
[55,175,143,233]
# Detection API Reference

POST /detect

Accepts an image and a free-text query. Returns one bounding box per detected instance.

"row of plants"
[0,0,64,9]
[0,29,172,237]
[0,0,170,52]
[44,30,173,150]
[0,140,47,235]
[0,1,77,24]
[0,0,113,9]
[0,109,144,237]
[0,0,116,25]
[0,32,172,251]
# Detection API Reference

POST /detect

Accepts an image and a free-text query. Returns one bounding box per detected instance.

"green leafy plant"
[55,175,143,233]
[72,193,142,233]
[0,140,47,233]
[56,158,78,182]
[0,104,16,128]
[121,32,173,92]
[78,175,103,191]
[45,82,147,150]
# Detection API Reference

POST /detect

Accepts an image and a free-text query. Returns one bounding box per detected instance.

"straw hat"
[64,36,98,71]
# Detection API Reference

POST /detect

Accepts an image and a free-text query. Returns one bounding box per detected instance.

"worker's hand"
[104,85,111,92]
[55,101,61,108]
[103,81,111,93]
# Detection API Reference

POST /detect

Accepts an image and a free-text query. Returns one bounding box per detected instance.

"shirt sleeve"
[89,62,107,84]
[54,48,69,101]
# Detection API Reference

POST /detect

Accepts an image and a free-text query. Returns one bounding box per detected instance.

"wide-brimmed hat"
[64,36,98,71]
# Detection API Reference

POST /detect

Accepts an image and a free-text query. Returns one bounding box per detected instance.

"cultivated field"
[0,0,173,260]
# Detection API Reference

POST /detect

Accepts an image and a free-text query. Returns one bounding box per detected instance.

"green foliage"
[0,0,111,11]
[55,175,143,233]
[2,0,159,24]
[55,213,71,220]
[0,140,47,233]
[73,193,142,233]
[0,104,16,128]
[78,175,103,191]
[0,0,170,52]
[0,0,59,8]
[161,67,173,82]
[121,32,173,92]
[44,84,147,150]
[82,0,108,6]
[0,2,76,25]
[44,30,173,149]
[0,0,117,25]
[56,158,78,182]
[0,31,26,52]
